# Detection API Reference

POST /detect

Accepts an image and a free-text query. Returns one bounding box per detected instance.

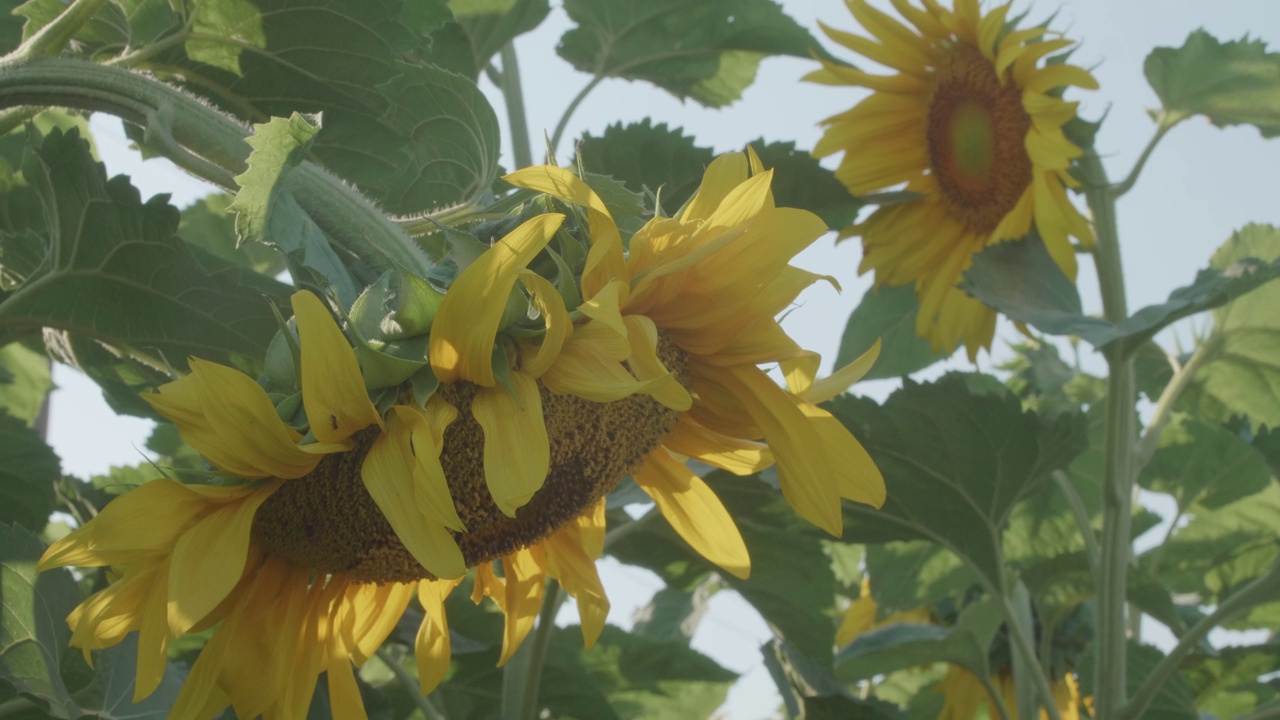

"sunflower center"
[252,338,689,583]
[926,43,1033,235]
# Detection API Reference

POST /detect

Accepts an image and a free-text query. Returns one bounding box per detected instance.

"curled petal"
[429,214,565,386]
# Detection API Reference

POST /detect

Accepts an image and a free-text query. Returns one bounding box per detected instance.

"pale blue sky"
[46,1,1280,717]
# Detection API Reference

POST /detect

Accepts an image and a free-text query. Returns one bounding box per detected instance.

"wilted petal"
[292,290,383,444]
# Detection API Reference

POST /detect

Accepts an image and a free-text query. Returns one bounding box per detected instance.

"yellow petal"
[471,374,550,516]
[725,366,885,536]
[622,315,692,411]
[134,561,172,701]
[661,415,774,476]
[399,404,465,532]
[145,359,330,480]
[793,339,882,404]
[167,480,280,636]
[680,153,749,222]
[632,449,750,579]
[472,561,505,608]
[416,577,463,694]
[504,166,629,299]
[292,290,383,443]
[326,653,368,720]
[518,270,572,378]
[537,320,670,403]
[499,546,546,666]
[544,530,609,649]
[575,498,606,559]
[361,418,466,578]
[579,280,629,339]
[835,582,878,647]
[341,581,417,664]
[429,214,565,387]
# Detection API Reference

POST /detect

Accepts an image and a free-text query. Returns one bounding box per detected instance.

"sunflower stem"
[1081,147,1138,720]
[501,581,563,720]
[1053,470,1100,581]
[999,592,1065,720]
[0,56,434,277]
[1110,115,1179,200]
[499,43,533,169]
[375,647,448,720]
[1134,342,1211,471]
[550,75,603,156]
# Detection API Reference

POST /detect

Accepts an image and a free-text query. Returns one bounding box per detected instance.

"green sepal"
[263,304,300,393]
[390,270,446,338]
[348,272,430,390]
[272,390,304,430]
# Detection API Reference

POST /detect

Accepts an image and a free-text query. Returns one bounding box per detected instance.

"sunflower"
[807,0,1097,357]
[39,152,884,717]
[938,665,1083,720]
[502,150,886,549]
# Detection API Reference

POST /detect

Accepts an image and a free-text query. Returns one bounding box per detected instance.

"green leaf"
[1181,644,1280,719]
[835,597,1004,683]
[748,139,862,230]
[762,639,861,719]
[830,374,1088,591]
[0,341,50,424]
[1078,642,1198,720]
[0,522,81,718]
[631,584,711,642]
[158,0,501,214]
[445,0,550,76]
[178,193,286,276]
[558,0,819,107]
[864,541,973,618]
[1145,29,1280,137]
[1140,414,1272,511]
[229,113,358,305]
[577,120,714,214]
[803,694,909,720]
[0,411,59,532]
[963,230,1280,353]
[69,635,186,720]
[0,126,290,370]
[1187,224,1280,429]
[835,284,950,380]
[609,471,839,666]
[1143,478,1280,604]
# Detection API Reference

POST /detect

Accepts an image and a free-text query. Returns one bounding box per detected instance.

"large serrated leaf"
[0,523,81,718]
[962,230,1280,354]
[748,139,862,230]
[0,127,289,371]
[1140,414,1272,512]
[557,0,819,108]
[830,374,1088,592]
[155,0,500,214]
[229,113,358,305]
[444,0,550,77]
[1186,224,1280,429]
[835,284,950,381]
[1145,29,1280,138]
[0,411,59,532]
[577,120,714,213]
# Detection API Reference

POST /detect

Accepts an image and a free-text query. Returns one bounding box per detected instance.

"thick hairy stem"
[0,57,432,276]
[1081,148,1137,719]
[499,44,533,169]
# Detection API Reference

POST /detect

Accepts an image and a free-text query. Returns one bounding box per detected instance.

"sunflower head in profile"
[38,151,885,719]
[807,0,1097,357]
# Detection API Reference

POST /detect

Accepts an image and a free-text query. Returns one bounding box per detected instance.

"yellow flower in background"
[807,0,1097,357]
[40,152,886,718]
[938,665,1083,720]
[836,577,932,647]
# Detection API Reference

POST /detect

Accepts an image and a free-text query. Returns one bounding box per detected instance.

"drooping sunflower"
[807,0,1097,357]
[40,152,885,717]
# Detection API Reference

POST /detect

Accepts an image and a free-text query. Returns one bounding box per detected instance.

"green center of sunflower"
[927,43,1033,235]
[252,338,690,583]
